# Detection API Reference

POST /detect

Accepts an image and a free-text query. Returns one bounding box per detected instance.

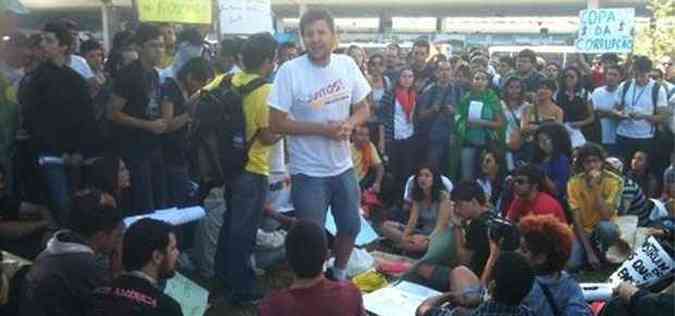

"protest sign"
[575,8,635,53]
[608,236,675,287]
[363,281,442,316]
[123,206,206,228]
[219,0,274,34]
[164,272,209,316]
[325,208,379,246]
[137,0,212,24]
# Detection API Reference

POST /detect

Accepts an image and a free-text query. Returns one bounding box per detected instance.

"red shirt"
[506,191,567,223]
[258,278,365,316]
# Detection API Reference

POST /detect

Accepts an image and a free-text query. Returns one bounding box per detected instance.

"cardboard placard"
[575,8,635,53]
[608,236,675,287]
[137,0,212,24]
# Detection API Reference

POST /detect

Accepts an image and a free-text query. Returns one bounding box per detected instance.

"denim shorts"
[291,168,361,238]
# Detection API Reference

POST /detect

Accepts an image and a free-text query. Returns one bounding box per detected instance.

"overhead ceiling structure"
[21,0,649,17]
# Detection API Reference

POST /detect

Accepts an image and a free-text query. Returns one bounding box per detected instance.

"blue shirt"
[522,272,592,316]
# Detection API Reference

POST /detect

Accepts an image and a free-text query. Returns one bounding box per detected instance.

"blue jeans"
[121,148,167,215]
[214,171,268,295]
[567,220,620,271]
[291,168,361,238]
[39,156,70,227]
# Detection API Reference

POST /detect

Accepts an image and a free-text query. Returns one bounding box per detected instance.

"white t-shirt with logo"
[68,54,95,80]
[615,79,668,139]
[268,54,372,177]
[591,86,620,144]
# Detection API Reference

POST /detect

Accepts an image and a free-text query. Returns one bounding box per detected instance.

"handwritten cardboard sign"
[219,0,274,34]
[138,0,212,24]
[575,8,635,53]
[608,236,675,287]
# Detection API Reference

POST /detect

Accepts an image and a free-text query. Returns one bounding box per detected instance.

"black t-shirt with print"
[112,60,162,159]
[92,274,183,316]
[465,211,491,277]
[160,78,189,165]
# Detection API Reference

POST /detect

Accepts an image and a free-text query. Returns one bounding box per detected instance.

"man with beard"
[92,218,182,316]
[506,164,567,224]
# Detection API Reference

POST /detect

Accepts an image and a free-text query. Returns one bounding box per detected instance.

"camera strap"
[537,279,561,316]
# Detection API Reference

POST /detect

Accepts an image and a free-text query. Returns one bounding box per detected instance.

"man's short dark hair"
[512,164,545,189]
[286,220,327,279]
[68,189,123,238]
[413,38,430,54]
[177,57,213,85]
[517,48,537,64]
[498,56,515,68]
[633,55,653,74]
[122,218,175,271]
[537,79,558,92]
[241,32,278,70]
[451,180,486,205]
[176,28,203,46]
[299,9,335,36]
[80,39,102,55]
[493,252,534,306]
[575,142,606,171]
[600,53,619,65]
[219,37,244,58]
[386,43,400,55]
[42,21,74,50]
[133,23,162,46]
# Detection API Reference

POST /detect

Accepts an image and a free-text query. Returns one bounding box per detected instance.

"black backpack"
[190,75,267,186]
[619,79,662,109]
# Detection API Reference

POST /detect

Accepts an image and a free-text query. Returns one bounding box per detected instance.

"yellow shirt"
[202,73,226,92]
[231,72,272,176]
[351,142,382,182]
[567,170,623,233]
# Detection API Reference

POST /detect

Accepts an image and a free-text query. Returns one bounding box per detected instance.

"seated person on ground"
[259,220,365,316]
[0,164,52,259]
[506,164,567,224]
[404,181,493,292]
[566,143,623,272]
[19,189,124,316]
[85,156,131,213]
[380,164,452,254]
[605,157,668,227]
[417,252,535,316]
[351,125,385,193]
[600,281,675,316]
[396,168,454,219]
[518,215,591,315]
[92,218,182,316]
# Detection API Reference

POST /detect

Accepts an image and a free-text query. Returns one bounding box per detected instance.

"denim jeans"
[214,171,268,295]
[291,168,361,238]
[121,148,167,215]
[567,220,620,271]
[38,156,70,227]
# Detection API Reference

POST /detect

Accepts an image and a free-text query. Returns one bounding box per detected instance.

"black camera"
[487,216,520,251]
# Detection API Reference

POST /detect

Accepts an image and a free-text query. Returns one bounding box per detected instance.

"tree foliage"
[634,0,675,60]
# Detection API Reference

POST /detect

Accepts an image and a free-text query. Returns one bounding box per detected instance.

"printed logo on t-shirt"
[309,79,350,109]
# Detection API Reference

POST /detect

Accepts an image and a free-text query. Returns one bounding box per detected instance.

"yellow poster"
[138,0,212,24]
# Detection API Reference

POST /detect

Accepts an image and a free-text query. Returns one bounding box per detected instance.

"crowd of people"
[1,3,675,316]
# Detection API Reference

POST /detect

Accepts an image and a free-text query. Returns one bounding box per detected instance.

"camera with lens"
[487,216,520,251]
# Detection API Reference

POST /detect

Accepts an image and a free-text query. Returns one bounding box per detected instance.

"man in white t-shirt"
[268,9,372,281]
[591,64,623,156]
[615,56,668,165]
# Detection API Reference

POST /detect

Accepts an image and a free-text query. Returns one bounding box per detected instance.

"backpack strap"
[537,280,562,316]
[620,80,632,108]
[238,76,269,153]
[652,82,662,109]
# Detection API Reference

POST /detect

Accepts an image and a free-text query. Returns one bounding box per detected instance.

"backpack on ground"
[190,75,267,190]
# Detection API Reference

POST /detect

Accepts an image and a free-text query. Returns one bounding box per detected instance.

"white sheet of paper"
[123,206,206,227]
[363,281,442,316]
[164,272,209,316]
[468,101,484,123]
[325,208,379,246]
[565,123,587,148]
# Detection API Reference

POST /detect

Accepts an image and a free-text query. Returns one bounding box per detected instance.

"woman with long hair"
[367,53,391,152]
[346,44,368,75]
[533,122,572,199]
[380,164,451,254]
[454,69,504,181]
[476,149,505,209]
[501,76,530,171]
[378,67,417,201]
[555,65,596,141]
